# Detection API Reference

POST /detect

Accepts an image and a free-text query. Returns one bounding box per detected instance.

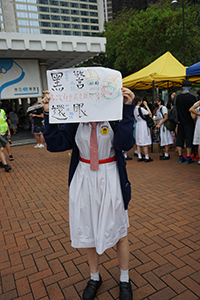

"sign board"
[0,59,42,99]
[47,67,123,123]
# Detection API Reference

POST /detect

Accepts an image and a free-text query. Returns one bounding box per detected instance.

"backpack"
[168,105,178,125]
[160,106,176,132]
[138,107,154,129]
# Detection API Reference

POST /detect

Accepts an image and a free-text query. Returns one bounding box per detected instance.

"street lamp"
[171,0,186,65]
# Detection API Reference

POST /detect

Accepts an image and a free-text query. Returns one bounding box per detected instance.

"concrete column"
[1,0,17,32]
[2,99,9,112]
[10,99,14,111]
[39,61,48,93]
[14,99,20,113]
[98,0,104,32]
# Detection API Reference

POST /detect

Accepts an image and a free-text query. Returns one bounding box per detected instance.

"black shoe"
[137,158,144,162]
[135,153,145,158]
[144,157,153,162]
[125,156,132,161]
[83,275,102,300]
[0,161,4,168]
[9,155,14,161]
[4,164,11,172]
[120,281,132,300]
[160,155,170,160]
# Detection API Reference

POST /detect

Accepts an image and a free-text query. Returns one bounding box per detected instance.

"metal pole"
[104,0,108,22]
[182,0,186,65]
[151,80,154,153]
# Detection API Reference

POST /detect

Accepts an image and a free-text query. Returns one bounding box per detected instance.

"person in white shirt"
[154,98,173,160]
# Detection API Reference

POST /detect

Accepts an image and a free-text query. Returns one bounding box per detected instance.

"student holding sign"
[42,86,135,300]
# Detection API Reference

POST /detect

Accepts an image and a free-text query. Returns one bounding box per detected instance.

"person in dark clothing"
[18,108,27,128]
[27,99,45,148]
[176,80,196,164]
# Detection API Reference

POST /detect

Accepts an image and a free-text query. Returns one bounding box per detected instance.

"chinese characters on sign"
[47,67,123,124]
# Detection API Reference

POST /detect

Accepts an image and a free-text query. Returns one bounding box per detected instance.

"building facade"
[0,0,106,113]
[0,0,104,36]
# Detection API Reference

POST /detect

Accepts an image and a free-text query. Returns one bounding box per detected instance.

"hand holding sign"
[41,91,50,112]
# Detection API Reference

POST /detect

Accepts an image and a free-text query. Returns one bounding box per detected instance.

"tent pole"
[167,81,169,103]
[151,81,154,153]
[152,80,154,102]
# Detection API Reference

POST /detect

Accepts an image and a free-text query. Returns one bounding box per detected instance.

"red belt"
[80,156,116,164]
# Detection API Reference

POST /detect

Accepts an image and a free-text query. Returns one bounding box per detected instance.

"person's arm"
[7,122,11,138]
[189,101,200,116]
[156,107,168,129]
[143,101,152,116]
[42,91,77,152]
[7,118,11,128]
[30,113,44,118]
[114,88,135,152]
[5,116,11,137]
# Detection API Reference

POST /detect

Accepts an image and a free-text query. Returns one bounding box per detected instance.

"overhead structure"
[0,32,106,70]
[123,52,186,90]
[0,32,106,100]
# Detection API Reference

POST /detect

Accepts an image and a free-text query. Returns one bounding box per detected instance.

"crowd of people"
[1,79,199,173]
[130,80,199,165]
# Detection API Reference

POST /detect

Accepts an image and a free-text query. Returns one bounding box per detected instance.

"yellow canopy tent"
[123,51,186,90]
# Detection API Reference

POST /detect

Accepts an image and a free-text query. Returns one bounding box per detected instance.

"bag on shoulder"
[138,107,154,129]
[160,107,176,131]
[168,105,178,125]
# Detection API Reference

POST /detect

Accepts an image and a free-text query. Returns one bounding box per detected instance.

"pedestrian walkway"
[0,145,200,300]
[9,128,35,147]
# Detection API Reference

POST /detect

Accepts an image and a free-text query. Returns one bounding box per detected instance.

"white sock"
[138,153,142,159]
[165,153,169,157]
[91,271,100,281]
[120,269,129,283]
[134,150,138,154]
[145,154,149,159]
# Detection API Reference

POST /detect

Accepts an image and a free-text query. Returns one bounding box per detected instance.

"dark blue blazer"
[43,104,135,209]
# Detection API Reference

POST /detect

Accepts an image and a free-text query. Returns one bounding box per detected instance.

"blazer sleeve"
[114,103,135,151]
[43,113,78,152]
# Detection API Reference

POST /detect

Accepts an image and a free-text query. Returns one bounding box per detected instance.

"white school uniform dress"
[193,102,200,145]
[69,121,129,255]
[157,105,173,147]
[134,106,152,146]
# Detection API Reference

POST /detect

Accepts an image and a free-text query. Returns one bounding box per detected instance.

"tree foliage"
[78,0,200,78]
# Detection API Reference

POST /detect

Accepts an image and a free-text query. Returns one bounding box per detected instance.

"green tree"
[112,0,200,76]
[78,0,200,77]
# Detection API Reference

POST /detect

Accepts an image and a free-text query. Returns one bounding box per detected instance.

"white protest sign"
[47,67,123,123]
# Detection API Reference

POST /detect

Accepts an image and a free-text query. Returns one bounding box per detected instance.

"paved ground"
[0,144,200,300]
[9,128,35,147]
